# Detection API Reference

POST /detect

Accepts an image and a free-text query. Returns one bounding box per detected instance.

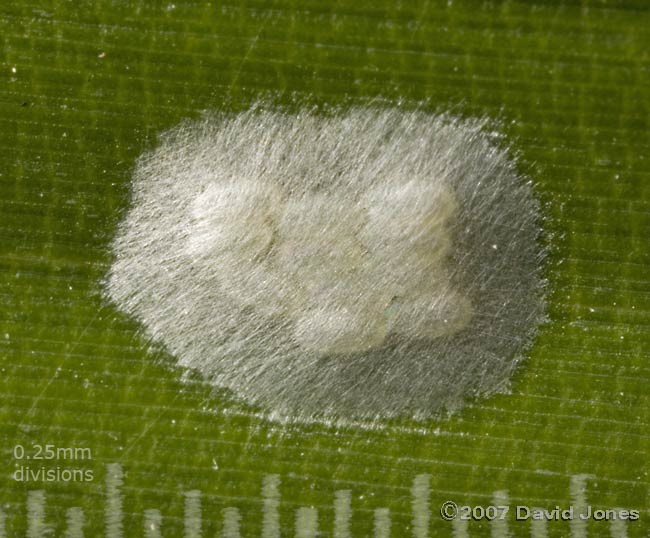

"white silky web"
[105,108,546,422]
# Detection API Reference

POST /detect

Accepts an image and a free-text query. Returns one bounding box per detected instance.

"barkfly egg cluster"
[106,107,546,423]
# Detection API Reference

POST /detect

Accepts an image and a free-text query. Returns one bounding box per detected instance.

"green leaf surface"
[1,1,649,537]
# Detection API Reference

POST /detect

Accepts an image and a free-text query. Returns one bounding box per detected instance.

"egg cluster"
[106,108,546,422]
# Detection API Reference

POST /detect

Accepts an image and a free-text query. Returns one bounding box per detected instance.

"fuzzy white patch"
[106,107,546,421]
